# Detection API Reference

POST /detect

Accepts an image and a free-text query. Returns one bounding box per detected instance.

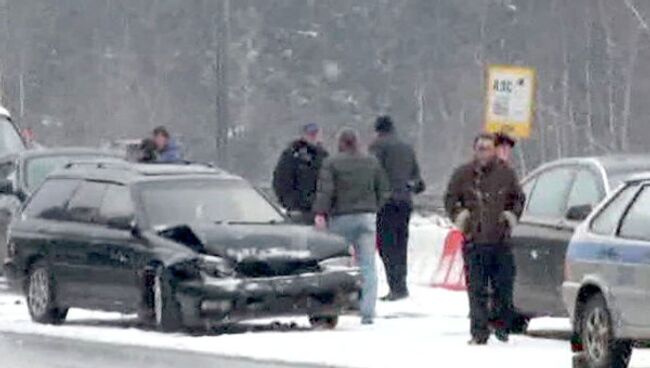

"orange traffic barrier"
[432,229,466,291]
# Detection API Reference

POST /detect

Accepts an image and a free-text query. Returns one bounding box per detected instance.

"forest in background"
[1,0,649,191]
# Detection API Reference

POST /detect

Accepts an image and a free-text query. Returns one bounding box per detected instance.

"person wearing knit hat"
[370,115,426,301]
[495,132,516,166]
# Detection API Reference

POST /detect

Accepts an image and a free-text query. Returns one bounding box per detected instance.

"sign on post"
[484,65,536,138]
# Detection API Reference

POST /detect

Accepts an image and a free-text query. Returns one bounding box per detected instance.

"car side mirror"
[0,179,13,195]
[566,204,592,222]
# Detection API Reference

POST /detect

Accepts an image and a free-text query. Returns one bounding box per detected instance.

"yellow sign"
[484,65,536,138]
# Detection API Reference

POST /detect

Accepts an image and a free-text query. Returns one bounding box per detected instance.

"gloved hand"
[454,209,470,233]
[500,210,518,230]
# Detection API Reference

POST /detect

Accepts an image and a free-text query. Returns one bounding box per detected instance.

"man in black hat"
[370,115,425,301]
[495,132,516,166]
[273,123,329,224]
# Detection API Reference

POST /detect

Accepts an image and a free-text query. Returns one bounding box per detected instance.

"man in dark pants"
[445,133,524,345]
[273,123,329,224]
[370,116,425,301]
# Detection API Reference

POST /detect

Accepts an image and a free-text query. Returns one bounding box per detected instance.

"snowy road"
[0,284,596,368]
[0,331,323,368]
[2,279,650,367]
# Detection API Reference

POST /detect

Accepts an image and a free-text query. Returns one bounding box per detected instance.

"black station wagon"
[4,162,360,331]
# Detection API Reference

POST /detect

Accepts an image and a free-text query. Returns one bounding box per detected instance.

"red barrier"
[432,229,466,291]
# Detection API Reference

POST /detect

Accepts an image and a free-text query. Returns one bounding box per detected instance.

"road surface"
[0,331,330,368]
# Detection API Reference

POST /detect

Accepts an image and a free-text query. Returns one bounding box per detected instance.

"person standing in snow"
[369,115,425,301]
[313,128,390,325]
[272,123,329,224]
[444,133,524,345]
[152,126,183,163]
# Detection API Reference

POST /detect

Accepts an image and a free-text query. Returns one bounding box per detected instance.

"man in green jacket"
[313,128,390,325]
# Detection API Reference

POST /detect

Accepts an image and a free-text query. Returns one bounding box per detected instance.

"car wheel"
[26,261,68,325]
[309,315,339,329]
[510,313,531,335]
[580,294,632,368]
[153,267,183,332]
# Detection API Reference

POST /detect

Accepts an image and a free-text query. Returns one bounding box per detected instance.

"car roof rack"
[63,160,225,176]
[64,160,133,170]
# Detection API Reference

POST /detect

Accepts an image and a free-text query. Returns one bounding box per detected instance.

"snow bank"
[407,213,452,286]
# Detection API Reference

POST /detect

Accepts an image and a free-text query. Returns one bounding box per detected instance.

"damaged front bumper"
[175,268,362,327]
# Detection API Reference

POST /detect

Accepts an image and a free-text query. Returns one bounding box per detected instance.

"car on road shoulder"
[562,173,650,368]
[0,147,124,271]
[4,162,360,331]
[510,154,650,332]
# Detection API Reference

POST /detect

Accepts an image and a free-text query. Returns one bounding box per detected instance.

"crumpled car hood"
[157,222,350,263]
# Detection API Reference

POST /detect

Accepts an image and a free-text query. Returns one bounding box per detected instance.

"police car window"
[98,184,134,225]
[23,179,79,220]
[526,167,574,218]
[591,184,639,236]
[566,170,604,210]
[67,181,108,223]
[619,186,650,241]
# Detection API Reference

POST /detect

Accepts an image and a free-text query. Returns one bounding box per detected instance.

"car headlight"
[319,256,354,270]
[200,255,235,277]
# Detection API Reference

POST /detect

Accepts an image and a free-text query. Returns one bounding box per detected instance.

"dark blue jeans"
[463,243,515,340]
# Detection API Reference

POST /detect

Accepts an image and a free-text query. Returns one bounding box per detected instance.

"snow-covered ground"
[0,286,571,368]
[5,283,650,368]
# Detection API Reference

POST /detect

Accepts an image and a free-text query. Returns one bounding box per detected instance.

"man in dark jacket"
[273,123,328,224]
[495,132,516,166]
[445,132,524,345]
[369,116,425,301]
[313,128,390,325]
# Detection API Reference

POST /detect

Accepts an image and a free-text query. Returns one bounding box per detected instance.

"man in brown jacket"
[445,133,524,345]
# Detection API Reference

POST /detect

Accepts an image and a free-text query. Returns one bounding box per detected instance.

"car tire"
[580,294,632,368]
[153,267,183,332]
[26,260,68,325]
[309,315,339,330]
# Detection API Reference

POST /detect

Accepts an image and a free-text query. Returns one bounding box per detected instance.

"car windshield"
[138,179,284,228]
[0,117,25,156]
[25,154,120,190]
